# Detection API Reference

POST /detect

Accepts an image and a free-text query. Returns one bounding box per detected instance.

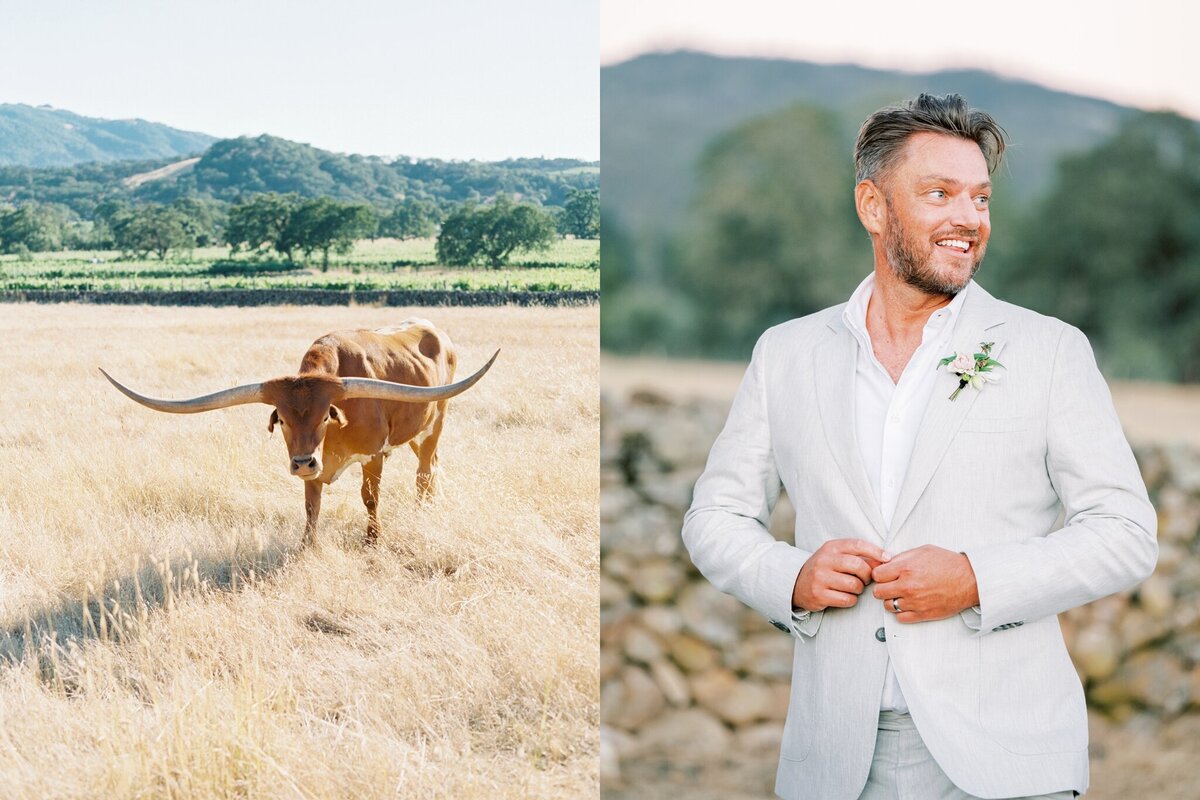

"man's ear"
[855,179,886,236]
[267,409,279,433]
[328,404,348,428]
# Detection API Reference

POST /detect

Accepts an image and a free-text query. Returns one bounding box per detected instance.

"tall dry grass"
[0,303,599,798]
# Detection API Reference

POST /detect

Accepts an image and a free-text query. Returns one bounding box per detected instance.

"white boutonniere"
[938,341,1004,401]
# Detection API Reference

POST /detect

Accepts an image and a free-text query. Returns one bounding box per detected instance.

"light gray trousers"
[857,711,1076,800]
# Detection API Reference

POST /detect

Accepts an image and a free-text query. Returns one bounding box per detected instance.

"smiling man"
[682,94,1157,799]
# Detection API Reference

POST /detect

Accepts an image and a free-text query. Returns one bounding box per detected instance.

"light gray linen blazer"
[682,281,1157,800]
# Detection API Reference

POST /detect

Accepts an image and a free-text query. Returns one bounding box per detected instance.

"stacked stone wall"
[600,388,1200,783]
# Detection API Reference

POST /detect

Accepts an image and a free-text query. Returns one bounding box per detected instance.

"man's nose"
[947,192,983,230]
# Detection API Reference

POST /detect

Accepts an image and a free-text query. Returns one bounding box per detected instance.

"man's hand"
[871,545,980,623]
[792,539,891,612]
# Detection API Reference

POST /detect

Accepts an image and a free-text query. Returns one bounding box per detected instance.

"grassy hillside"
[0,103,216,167]
[0,134,600,218]
[0,303,598,798]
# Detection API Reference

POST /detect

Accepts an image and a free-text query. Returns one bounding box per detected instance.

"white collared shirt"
[841,272,971,713]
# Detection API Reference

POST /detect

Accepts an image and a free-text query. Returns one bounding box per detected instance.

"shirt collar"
[842,272,973,344]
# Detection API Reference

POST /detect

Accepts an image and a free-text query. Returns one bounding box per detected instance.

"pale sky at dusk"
[603,0,1200,121]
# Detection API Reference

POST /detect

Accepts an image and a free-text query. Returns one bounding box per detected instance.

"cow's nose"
[291,455,317,471]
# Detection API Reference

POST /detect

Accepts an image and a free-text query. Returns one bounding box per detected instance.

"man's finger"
[872,559,902,583]
[827,572,865,595]
[837,539,891,564]
[835,554,874,584]
[821,590,859,609]
[871,581,899,600]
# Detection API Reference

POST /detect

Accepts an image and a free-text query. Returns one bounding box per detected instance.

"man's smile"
[934,237,974,254]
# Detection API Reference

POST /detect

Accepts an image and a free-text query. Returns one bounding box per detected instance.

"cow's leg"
[415,401,447,501]
[361,455,384,545]
[303,479,324,547]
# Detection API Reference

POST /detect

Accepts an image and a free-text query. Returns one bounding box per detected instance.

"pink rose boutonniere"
[938,341,1004,401]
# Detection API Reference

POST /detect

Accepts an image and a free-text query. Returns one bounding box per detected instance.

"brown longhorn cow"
[101,318,498,545]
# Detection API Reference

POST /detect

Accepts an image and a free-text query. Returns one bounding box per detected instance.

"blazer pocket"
[959,416,1030,433]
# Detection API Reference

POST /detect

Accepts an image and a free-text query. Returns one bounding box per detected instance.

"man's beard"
[883,206,985,296]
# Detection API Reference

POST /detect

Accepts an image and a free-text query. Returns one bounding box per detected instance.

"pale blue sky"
[0,0,598,160]
[603,0,1200,121]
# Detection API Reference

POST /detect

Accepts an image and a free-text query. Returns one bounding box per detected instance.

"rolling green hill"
[0,104,216,167]
[0,134,599,218]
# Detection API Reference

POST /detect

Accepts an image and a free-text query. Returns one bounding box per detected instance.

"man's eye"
[975,195,991,207]
[928,189,946,199]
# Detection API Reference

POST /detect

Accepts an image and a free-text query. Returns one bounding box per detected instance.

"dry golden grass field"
[0,303,598,799]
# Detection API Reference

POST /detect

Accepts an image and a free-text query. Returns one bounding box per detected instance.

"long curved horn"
[100,369,265,413]
[340,349,499,403]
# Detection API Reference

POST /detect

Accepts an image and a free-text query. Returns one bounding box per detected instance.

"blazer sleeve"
[682,331,813,636]
[962,324,1158,634]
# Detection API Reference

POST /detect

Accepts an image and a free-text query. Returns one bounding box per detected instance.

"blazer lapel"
[813,315,888,542]
[888,284,1008,536]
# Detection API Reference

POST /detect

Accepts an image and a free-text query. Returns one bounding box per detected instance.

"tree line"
[0,134,599,218]
[0,188,599,268]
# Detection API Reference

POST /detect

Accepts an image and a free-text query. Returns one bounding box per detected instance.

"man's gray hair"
[854,93,1008,185]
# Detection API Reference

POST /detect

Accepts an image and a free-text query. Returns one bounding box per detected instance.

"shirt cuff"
[958,605,983,631]
[790,608,824,639]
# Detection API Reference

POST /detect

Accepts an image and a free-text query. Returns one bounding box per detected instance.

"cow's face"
[262,377,347,480]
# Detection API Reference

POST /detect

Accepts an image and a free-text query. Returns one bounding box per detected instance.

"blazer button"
[875,627,886,642]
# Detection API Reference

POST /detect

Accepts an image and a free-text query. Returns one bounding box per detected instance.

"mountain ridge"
[0,103,218,167]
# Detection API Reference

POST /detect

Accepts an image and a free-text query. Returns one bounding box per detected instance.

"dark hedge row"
[0,288,599,307]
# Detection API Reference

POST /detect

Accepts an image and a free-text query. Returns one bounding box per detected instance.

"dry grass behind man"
[683,94,1157,799]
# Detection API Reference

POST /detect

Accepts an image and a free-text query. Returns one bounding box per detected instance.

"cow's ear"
[328,404,348,428]
[267,409,280,433]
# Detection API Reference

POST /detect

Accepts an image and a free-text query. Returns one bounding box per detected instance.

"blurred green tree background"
[601,53,1200,382]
